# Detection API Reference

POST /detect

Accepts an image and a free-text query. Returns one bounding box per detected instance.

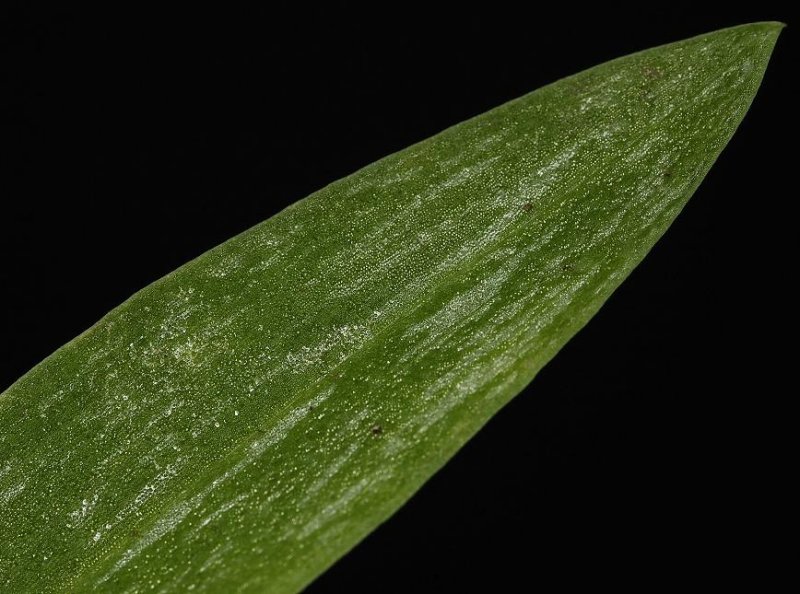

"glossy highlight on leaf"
[0,22,781,593]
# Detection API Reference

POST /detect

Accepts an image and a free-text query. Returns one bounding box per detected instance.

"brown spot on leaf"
[370,424,383,437]
[521,202,533,213]
[642,65,663,80]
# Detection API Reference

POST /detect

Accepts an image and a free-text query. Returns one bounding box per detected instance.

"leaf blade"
[0,22,781,593]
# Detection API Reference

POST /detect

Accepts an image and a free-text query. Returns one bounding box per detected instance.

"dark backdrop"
[0,5,793,591]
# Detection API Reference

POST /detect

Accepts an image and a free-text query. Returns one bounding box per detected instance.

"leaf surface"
[0,23,781,593]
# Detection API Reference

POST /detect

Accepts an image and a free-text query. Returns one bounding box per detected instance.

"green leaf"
[0,22,781,593]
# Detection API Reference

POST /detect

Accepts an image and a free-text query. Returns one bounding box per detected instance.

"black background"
[1,5,794,591]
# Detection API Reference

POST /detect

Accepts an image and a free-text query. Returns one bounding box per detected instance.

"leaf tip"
[729,20,785,46]
[694,21,783,92]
